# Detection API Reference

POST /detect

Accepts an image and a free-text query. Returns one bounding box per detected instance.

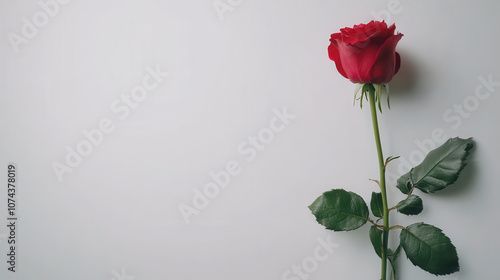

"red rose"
[328,21,403,84]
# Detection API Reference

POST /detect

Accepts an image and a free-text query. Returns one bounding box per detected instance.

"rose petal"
[327,21,403,84]
[336,39,383,83]
[342,21,390,45]
[328,34,349,79]
[394,52,401,75]
[368,33,404,83]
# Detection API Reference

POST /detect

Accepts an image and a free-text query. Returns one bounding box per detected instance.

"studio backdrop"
[1,1,499,279]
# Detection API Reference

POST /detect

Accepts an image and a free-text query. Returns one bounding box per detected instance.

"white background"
[1,0,499,279]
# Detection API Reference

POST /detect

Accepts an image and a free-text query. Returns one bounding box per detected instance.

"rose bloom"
[328,21,403,84]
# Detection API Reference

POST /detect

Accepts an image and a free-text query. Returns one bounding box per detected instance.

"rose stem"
[368,85,389,280]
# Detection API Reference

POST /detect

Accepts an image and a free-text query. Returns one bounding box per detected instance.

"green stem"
[368,85,389,280]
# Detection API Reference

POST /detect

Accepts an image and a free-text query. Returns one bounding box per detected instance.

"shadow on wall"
[390,50,419,95]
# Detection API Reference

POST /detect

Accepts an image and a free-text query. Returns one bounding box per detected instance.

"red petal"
[336,41,382,83]
[328,34,349,79]
[368,33,404,83]
[394,52,401,75]
[342,21,390,45]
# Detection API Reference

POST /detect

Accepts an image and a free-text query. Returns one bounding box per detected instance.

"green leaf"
[399,178,413,194]
[396,195,423,215]
[390,267,396,280]
[386,247,398,280]
[397,137,474,194]
[371,229,401,279]
[400,223,459,275]
[370,227,401,278]
[309,189,368,231]
[387,245,401,280]
[387,245,401,263]
[370,192,384,218]
[369,226,383,258]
